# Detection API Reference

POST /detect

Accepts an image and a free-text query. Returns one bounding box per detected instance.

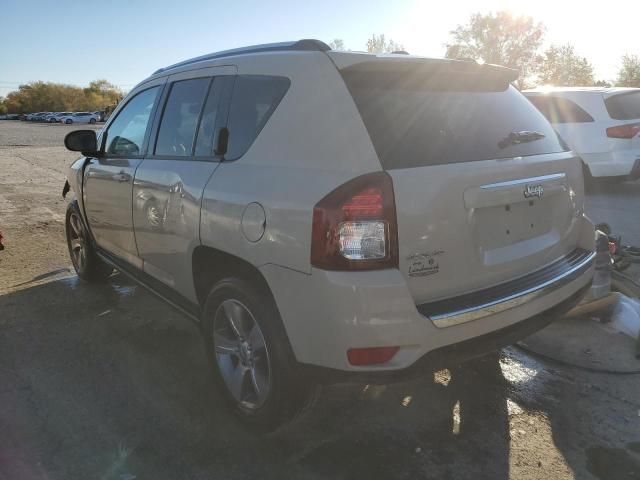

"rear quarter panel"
[200,52,382,274]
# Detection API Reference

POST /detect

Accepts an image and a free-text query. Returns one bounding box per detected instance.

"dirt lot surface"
[1,121,639,480]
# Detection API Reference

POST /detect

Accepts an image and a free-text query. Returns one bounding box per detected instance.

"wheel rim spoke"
[70,214,82,238]
[214,332,238,355]
[68,214,86,270]
[247,324,265,351]
[223,300,246,339]
[250,364,269,403]
[228,364,248,401]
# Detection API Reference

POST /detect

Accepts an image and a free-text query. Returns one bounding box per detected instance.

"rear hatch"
[337,56,585,305]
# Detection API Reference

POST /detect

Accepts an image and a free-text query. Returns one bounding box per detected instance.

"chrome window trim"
[480,173,566,190]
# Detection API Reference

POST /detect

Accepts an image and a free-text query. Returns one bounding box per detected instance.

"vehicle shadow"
[0,275,511,479]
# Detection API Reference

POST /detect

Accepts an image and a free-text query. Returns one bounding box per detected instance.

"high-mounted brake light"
[606,123,640,139]
[311,172,398,271]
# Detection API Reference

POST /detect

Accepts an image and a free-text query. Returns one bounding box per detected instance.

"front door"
[83,84,163,267]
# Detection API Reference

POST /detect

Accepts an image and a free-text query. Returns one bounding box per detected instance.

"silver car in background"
[59,112,99,124]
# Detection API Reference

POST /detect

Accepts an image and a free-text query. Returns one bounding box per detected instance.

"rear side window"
[604,91,640,120]
[155,77,210,156]
[225,75,290,160]
[341,68,568,169]
[527,96,594,123]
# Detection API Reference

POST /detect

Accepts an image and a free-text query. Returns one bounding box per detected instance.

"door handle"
[112,172,131,183]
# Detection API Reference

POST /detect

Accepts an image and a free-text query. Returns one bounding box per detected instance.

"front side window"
[155,78,210,156]
[225,75,290,160]
[106,86,160,156]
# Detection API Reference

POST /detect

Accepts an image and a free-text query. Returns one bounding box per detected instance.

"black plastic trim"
[96,249,201,322]
[417,248,592,320]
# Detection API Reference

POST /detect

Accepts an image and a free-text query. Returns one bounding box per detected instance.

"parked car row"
[22,111,103,124]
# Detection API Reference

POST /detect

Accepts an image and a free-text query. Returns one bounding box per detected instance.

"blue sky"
[2,0,639,97]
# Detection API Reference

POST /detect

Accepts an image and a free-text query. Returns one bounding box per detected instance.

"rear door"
[341,62,584,304]
[132,66,235,301]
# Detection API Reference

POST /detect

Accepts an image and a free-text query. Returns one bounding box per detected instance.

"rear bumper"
[301,282,590,384]
[261,214,595,373]
[581,151,640,178]
[417,248,594,328]
[630,159,640,179]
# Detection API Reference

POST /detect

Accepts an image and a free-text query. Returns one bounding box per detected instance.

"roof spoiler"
[338,57,518,84]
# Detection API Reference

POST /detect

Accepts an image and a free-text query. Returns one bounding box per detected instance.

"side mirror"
[214,127,229,157]
[64,130,99,156]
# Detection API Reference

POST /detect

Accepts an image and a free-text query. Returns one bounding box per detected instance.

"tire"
[202,277,317,432]
[65,118,72,124]
[65,201,113,282]
[89,118,96,124]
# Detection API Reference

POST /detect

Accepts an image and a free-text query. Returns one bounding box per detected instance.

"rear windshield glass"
[604,91,640,120]
[341,67,567,169]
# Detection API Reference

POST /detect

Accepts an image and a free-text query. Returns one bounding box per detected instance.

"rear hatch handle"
[498,130,545,149]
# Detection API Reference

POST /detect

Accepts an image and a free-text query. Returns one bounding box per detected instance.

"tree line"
[330,11,640,89]
[0,79,123,115]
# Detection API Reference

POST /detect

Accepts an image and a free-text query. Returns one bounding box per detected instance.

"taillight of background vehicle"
[310,172,398,271]
[606,123,640,139]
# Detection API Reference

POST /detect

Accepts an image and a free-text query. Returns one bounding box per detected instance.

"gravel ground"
[0,121,639,480]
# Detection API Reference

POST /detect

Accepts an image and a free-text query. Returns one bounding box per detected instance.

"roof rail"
[153,39,331,75]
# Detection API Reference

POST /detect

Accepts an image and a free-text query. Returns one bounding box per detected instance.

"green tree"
[329,38,345,50]
[616,54,640,87]
[537,44,594,86]
[366,34,404,54]
[445,11,545,88]
[2,80,123,113]
[0,97,7,115]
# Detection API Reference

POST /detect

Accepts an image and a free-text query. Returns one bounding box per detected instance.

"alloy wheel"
[213,299,271,410]
[68,212,87,272]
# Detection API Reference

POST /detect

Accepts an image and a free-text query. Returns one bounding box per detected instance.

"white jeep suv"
[63,40,595,430]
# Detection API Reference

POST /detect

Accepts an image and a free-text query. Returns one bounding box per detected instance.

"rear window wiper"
[498,130,545,149]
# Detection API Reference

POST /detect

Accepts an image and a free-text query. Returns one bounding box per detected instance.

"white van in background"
[524,87,640,181]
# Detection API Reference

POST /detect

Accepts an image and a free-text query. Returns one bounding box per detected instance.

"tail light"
[606,123,640,139]
[311,172,398,271]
